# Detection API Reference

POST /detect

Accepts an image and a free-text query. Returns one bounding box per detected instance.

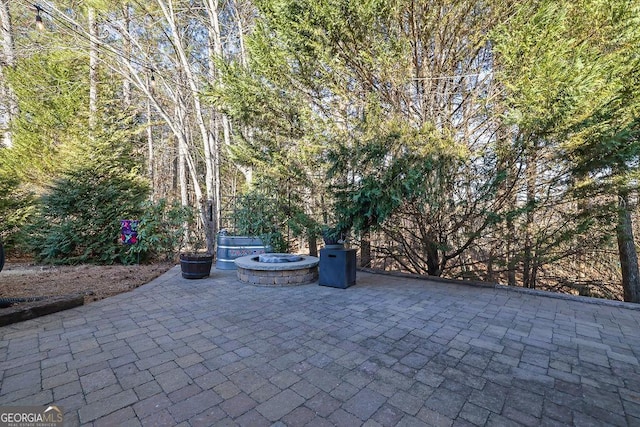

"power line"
[14,0,209,97]
[18,0,156,73]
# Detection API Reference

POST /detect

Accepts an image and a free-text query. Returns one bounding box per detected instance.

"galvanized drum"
[215,235,270,270]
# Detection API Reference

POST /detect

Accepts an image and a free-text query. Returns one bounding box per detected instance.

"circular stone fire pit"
[234,253,319,286]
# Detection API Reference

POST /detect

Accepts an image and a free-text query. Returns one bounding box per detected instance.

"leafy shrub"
[232,192,288,252]
[0,175,35,252]
[25,167,149,264]
[125,199,196,262]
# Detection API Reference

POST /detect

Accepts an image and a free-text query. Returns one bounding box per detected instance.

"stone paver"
[2,266,640,426]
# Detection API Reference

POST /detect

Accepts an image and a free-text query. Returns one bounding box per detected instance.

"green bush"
[232,192,288,253]
[126,199,195,262]
[231,189,323,253]
[0,175,35,252]
[25,167,149,264]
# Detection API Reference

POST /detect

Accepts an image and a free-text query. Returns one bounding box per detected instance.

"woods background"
[1,0,639,302]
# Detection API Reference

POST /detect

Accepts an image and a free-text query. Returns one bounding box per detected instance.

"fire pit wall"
[234,254,320,286]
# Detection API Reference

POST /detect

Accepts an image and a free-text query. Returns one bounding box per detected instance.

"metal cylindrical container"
[216,235,270,270]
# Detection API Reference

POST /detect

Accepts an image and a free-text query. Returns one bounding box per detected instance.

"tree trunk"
[121,3,132,108]
[0,0,16,148]
[360,229,371,268]
[232,0,248,67]
[225,0,253,185]
[308,234,317,257]
[178,135,189,208]
[205,0,223,235]
[523,141,538,288]
[617,191,640,303]
[88,8,98,132]
[146,98,154,199]
[157,0,216,253]
[426,240,441,276]
[0,0,14,69]
[506,216,517,286]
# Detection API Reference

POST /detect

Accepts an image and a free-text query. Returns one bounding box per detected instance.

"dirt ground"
[0,261,175,305]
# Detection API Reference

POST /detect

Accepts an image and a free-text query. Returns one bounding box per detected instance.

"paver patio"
[1,266,639,426]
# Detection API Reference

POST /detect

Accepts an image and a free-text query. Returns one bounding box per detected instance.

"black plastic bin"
[319,248,356,288]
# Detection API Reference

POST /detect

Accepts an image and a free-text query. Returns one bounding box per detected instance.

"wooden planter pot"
[180,253,213,279]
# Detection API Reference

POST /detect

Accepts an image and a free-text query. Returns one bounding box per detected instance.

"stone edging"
[357,267,640,311]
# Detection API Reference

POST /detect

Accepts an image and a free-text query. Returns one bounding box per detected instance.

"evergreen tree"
[0,34,150,263]
[493,0,640,300]
[219,0,514,276]
[25,162,149,264]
